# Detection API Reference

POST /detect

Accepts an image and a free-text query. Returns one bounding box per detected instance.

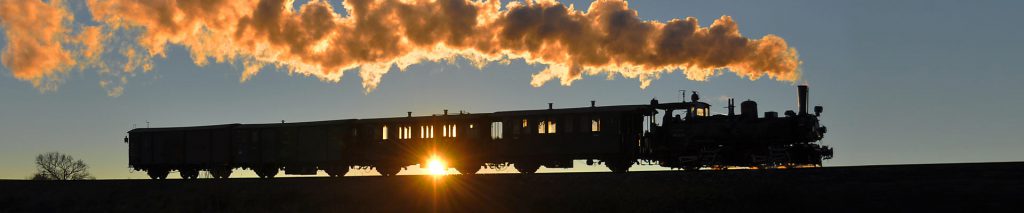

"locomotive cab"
[649,99,711,126]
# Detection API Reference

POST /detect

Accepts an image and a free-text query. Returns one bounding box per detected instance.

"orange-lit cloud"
[1,0,802,94]
[0,0,76,91]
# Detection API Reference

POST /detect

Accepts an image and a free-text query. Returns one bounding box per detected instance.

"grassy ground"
[2,162,1022,212]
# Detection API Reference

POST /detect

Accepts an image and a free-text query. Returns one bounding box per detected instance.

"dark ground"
[2,162,1022,213]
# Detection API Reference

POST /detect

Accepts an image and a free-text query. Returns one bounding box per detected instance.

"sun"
[426,155,448,176]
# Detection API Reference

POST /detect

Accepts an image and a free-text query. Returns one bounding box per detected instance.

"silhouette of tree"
[33,152,93,180]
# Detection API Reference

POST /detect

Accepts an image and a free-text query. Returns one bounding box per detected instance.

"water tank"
[741,100,758,119]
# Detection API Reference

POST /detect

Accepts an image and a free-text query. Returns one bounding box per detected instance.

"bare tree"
[34,152,93,180]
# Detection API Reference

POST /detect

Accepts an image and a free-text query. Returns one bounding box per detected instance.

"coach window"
[538,121,546,134]
[444,124,457,138]
[547,120,557,134]
[399,126,411,139]
[428,126,435,138]
[420,126,434,138]
[521,119,529,134]
[442,124,456,138]
[382,125,388,140]
[491,122,503,139]
[591,118,601,132]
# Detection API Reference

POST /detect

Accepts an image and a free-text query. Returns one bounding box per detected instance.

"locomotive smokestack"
[798,85,809,115]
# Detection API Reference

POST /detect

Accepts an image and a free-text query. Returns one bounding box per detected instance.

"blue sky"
[1,0,1022,179]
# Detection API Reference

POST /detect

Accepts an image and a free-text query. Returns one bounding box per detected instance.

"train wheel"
[255,170,266,179]
[455,164,481,175]
[221,169,233,179]
[264,167,278,178]
[180,169,199,179]
[147,169,169,180]
[513,162,539,174]
[326,166,349,177]
[210,168,232,179]
[376,165,400,177]
[605,160,633,173]
[255,167,277,179]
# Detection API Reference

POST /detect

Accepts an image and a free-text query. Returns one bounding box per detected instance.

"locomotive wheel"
[455,164,482,175]
[147,169,169,180]
[376,165,400,176]
[326,166,349,177]
[513,162,540,174]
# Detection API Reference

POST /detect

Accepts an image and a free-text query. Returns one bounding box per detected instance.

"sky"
[1,0,1022,179]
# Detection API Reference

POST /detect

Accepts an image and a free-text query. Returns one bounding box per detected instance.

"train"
[125,85,831,179]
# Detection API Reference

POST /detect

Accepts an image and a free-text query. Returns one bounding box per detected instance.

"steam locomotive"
[126,86,830,179]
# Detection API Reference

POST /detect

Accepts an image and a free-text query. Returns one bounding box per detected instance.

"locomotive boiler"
[126,86,831,179]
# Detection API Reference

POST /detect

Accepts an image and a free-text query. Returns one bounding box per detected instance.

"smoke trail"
[0,0,801,95]
[0,0,75,91]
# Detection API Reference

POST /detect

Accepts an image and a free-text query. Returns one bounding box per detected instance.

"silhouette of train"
[126,86,831,179]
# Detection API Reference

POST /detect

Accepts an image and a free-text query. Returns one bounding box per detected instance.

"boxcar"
[128,124,237,179]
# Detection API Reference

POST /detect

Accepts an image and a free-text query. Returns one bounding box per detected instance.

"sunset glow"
[426,156,448,176]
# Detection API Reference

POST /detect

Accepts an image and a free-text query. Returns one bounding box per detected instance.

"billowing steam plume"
[0,0,801,95]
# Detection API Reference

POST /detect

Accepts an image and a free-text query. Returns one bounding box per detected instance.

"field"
[2,162,1022,212]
